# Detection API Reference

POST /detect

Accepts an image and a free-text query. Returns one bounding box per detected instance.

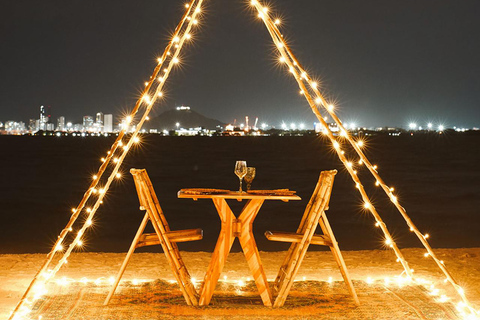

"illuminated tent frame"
[9,0,479,319]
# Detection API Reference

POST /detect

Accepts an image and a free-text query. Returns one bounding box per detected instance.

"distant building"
[83,116,94,131]
[315,122,339,134]
[28,119,36,132]
[103,114,113,133]
[39,106,47,131]
[5,121,26,134]
[57,116,65,131]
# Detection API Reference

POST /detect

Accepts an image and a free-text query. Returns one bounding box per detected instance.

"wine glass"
[234,161,247,192]
[244,167,256,191]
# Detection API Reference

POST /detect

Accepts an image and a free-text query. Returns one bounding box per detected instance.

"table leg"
[238,199,273,307]
[199,198,236,306]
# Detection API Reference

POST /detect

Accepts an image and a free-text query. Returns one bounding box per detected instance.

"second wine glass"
[244,167,256,191]
[234,161,247,192]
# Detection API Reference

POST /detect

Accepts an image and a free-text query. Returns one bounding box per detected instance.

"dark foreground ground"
[0,133,479,253]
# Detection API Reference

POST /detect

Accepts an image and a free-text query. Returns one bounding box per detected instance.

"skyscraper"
[57,116,65,131]
[83,115,94,131]
[103,114,113,133]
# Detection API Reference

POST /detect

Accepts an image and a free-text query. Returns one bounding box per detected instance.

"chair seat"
[265,231,332,247]
[137,229,203,247]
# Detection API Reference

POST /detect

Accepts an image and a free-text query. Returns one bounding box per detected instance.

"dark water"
[1,134,479,254]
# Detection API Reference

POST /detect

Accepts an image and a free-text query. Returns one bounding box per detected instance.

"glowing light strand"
[8,1,201,319]
[251,1,477,314]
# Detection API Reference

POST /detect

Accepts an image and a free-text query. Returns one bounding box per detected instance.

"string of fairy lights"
[9,0,478,319]
[8,1,204,319]
[249,0,478,317]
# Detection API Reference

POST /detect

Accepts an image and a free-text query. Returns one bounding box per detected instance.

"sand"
[1,248,480,319]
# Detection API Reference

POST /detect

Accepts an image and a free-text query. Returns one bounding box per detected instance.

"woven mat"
[29,280,460,319]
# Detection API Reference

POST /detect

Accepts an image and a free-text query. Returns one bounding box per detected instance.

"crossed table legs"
[198,198,273,306]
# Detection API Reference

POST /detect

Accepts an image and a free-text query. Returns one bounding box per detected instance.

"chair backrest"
[296,170,337,234]
[130,168,171,232]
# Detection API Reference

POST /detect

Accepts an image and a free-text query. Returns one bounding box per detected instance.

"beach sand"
[1,248,480,319]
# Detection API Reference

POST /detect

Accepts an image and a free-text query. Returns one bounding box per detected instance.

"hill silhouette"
[145,108,225,131]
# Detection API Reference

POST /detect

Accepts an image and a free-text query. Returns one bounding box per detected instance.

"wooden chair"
[104,168,202,306]
[265,169,359,307]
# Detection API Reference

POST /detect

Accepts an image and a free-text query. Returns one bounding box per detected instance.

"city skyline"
[1,1,479,128]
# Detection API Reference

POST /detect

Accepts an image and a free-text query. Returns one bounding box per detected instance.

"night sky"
[1,0,479,128]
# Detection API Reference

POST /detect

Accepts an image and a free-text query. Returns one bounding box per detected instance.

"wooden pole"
[251,1,476,312]
[252,1,413,279]
[8,1,203,318]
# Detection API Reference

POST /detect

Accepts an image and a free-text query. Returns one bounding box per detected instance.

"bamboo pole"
[252,0,413,279]
[8,1,203,318]
[251,0,476,313]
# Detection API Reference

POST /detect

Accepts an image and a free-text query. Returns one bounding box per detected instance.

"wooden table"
[178,189,301,307]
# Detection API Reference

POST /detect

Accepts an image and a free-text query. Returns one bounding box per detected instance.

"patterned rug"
[29,280,460,319]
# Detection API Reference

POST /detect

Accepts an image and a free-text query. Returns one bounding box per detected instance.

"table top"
[178,188,301,201]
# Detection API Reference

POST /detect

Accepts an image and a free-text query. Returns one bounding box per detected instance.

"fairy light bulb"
[86,219,92,226]
[346,162,353,168]
[157,57,163,63]
[315,97,322,104]
[185,33,191,40]
[173,57,179,64]
[424,233,430,239]
[77,240,83,247]
[144,81,148,86]
[86,208,92,213]
[375,181,380,186]
[173,36,180,43]
[299,90,304,95]
[125,116,132,124]
[311,81,318,88]
[262,6,268,13]
[195,7,201,13]
[279,56,286,63]
[251,0,257,5]
[113,157,119,163]
[55,244,63,251]
[71,208,76,213]
[193,19,198,25]
[158,91,163,97]
[185,3,189,8]
[327,104,334,112]
[133,137,140,143]
[101,157,106,162]
[274,19,281,25]
[92,175,97,180]
[373,164,378,170]
[333,141,340,149]
[424,252,429,257]
[385,237,392,245]
[364,202,370,209]
[357,140,364,147]
[116,173,121,179]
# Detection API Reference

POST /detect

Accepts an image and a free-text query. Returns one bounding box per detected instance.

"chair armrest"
[265,231,332,247]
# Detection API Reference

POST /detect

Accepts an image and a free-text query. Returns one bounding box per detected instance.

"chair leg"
[319,214,359,305]
[138,180,198,306]
[104,212,150,305]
